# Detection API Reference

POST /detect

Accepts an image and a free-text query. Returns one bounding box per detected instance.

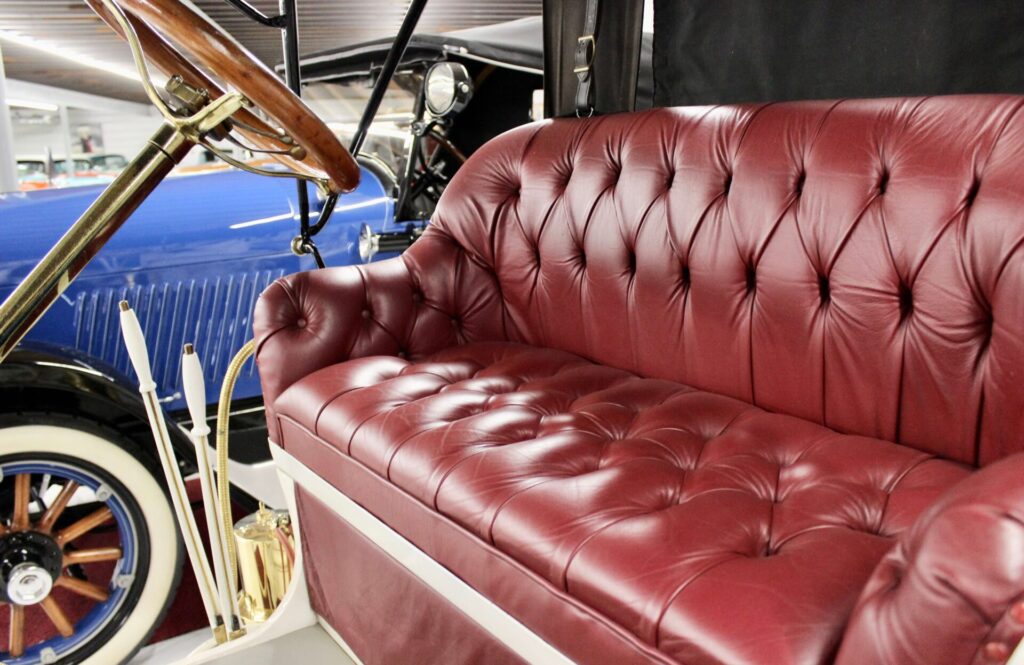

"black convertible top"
[294,17,653,108]
[295,17,544,80]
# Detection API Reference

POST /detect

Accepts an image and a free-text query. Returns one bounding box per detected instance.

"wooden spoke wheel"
[0,420,180,664]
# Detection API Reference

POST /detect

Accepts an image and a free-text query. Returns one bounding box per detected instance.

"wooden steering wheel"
[84,0,360,194]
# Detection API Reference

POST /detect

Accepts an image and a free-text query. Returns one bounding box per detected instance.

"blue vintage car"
[0,166,396,411]
[0,15,552,500]
[0,18,545,665]
[0,163,404,514]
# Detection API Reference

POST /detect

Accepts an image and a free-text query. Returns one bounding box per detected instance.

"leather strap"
[574,0,600,116]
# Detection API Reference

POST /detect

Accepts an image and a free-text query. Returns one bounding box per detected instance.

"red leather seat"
[274,341,968,663]
[255,96,1024,664]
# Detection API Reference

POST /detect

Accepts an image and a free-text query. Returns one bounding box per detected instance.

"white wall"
[10,108,160,159]
[5,80,216,166]
[96,112,162,157]
[8,80,161,159]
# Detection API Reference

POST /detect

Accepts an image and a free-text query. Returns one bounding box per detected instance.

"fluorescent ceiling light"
[0,29,141,82]
[6,99,59,112]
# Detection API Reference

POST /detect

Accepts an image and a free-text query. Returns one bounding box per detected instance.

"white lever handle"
[118,301,155,392]
[182,344,211,437]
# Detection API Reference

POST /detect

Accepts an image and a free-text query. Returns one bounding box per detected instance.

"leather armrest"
[253,229,510,441]
[837,454,1024,664]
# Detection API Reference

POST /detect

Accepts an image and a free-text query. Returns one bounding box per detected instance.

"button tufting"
[966,178,981,205]
[253,100,1024,665]
[878,169,890,194]
[361,309,372,319]
[818,275,831,303]
[898,282,914,319]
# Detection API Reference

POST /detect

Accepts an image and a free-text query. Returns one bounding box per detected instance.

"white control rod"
[182,343,241,634]
[118,301,222,636]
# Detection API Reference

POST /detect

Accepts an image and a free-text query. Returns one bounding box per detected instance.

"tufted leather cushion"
[259,96,1024,467]
[272,342,969,664]
[837,453,1024,665]
[254,97,1024,663]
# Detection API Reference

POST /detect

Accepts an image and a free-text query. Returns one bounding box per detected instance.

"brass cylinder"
[233,504,294,624]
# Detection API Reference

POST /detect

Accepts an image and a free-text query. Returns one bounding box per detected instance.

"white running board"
[271,444,575,665]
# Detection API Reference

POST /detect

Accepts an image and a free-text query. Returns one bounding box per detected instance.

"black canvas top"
[653,0,1024,107]
[294,16,654,108]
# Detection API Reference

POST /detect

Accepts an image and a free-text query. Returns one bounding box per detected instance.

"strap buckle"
[573,34,596,76]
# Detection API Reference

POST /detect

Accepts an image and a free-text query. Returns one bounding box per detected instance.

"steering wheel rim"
[85,0,360,194]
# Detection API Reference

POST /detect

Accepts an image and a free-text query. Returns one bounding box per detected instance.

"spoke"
[39,596,74,637]
[55,575,109,602]
[9,604,24,657]
[56,506,112,546]
[12,474,31,530]
[63,546,123,566]
[38,480,79,534]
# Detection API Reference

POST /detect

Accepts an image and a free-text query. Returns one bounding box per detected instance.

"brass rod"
[0,122,192,362]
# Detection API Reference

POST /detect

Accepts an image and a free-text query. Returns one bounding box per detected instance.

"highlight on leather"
[259,96,1024,467]
[252,96,1024,664]
[837,453,1024,665]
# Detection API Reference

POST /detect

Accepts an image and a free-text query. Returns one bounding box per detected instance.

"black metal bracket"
[348,0,429,157]
[222,0,430,263]
[221,0,323,266]
[222,0,287,29]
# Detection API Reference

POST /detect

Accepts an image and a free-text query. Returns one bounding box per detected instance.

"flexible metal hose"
[217,338,256,584]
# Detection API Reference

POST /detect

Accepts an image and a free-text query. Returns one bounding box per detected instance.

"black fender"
[0,341,197,472]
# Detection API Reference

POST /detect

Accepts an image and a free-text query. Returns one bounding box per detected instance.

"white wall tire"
[0,419,182,665]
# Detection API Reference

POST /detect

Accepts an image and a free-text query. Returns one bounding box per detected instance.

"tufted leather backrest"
[427,96,1024,466]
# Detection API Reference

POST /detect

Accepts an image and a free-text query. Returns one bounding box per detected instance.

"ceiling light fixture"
[0,29,141,82]
[6,99,59,112]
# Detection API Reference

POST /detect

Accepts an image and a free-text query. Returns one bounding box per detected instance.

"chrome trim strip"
[270,444,574,665]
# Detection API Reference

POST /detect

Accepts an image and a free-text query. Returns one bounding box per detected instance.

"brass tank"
[233,503,294,624]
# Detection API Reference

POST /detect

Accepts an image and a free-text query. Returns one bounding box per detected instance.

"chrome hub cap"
[7,562,53,605]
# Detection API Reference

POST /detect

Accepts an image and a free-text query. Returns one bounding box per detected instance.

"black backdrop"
[653,0,1024,106]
